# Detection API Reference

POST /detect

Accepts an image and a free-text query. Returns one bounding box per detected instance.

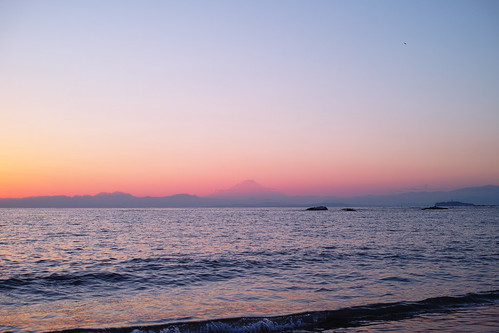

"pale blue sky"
[1,0,498,196]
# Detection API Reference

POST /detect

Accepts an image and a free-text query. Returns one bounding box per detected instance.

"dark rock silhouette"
[422,206,448,210]
[341,208,356,211]
[306,206,328,211]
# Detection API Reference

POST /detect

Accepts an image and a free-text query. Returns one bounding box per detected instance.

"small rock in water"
[341,208,356,211]
[422,206,448,210]
[306,206,328,211]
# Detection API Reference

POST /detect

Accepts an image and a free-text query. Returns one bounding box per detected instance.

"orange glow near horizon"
[1,121,498,198]
[1,115,498,198]
[2,155,497,199]
[1,1,498,199]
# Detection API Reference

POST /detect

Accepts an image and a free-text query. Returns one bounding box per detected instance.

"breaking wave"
[52,290,498,333]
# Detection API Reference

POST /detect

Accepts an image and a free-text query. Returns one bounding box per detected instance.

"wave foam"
[52,290,498,333]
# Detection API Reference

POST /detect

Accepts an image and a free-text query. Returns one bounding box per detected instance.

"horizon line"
[1,184,498,200]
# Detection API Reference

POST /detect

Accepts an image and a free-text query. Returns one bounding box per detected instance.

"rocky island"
[306,206,328,211]
[435,201,475,207]
[422,206,448,210]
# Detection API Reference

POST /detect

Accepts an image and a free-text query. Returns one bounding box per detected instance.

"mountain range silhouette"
[1,181,498,208]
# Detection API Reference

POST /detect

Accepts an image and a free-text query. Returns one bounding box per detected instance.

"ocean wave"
[51,290,498,333]
[0,272,135,291]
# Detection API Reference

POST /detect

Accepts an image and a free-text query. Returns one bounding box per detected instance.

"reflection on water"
[332,304,499,333]
[0,207,497,332]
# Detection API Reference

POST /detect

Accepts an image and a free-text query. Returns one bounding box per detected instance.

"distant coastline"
[434,201,476,207]
[0,184,498,208]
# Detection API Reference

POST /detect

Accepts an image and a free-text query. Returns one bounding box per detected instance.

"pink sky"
[1,1,498,198]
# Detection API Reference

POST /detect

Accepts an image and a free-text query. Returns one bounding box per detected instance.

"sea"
[0,207,497,332]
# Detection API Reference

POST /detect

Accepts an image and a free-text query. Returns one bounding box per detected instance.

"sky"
[1,0,498,198]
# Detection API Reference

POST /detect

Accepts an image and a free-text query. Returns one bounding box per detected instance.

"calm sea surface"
[0,207,497,332]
